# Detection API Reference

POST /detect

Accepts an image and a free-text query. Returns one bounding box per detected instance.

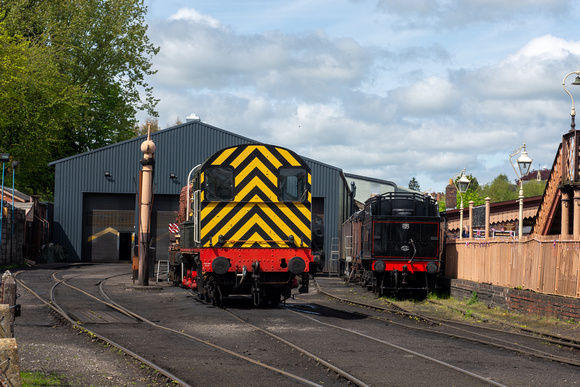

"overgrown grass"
[466,291,478,305]
[21,371,63,386]
[427,289,450,300]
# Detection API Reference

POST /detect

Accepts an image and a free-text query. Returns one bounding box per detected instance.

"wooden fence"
[445,237,580,298]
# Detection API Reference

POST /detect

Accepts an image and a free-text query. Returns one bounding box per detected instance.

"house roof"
[0,187,30,203]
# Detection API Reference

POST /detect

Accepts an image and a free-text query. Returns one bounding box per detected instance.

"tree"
[0,0,159,199]
[453,173,484,208]
[457,188,485,208]
[479,174,517,203]
[134,117,160,137]
[522,179,547,197]
[408,177,421,192]
[0,14,85,197]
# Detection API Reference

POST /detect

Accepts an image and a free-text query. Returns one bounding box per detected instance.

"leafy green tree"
[453,173,484,208]
[438,196,446,212]
[408,177,421,192]
[462,174,479,192]
[479,174,517,203]
[457,189,484,208]
[134,117,160,137]
[522,179,547,197]
[0,0,159,198]
[0,14,85,196]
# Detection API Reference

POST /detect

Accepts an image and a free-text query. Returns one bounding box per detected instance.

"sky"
[141,0,580,193]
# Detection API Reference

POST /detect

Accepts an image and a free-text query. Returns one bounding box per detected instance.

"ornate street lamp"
[11,161,19,262]
[454,169,471,239]
[562,70,580,132]
[510,143,533,238]
[0,153,9,251]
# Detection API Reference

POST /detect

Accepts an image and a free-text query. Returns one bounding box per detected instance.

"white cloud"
[142,2,580,193]
[168,8,222,28]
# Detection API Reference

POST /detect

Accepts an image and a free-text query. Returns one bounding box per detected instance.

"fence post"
[0,306,10,339]
[1,271,16,338]
[468,201,474,239]
[485,197,490,239]
[0,271,21,387]
[0,338,21,386]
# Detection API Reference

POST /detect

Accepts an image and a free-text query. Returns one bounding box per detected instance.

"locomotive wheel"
[266,290,282,307]
[377,275,384,297]
[212,285,223,307]
[207,281,223,307]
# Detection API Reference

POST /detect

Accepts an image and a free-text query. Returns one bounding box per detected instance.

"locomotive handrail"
[186,164,201,221]
[408,239,417,263]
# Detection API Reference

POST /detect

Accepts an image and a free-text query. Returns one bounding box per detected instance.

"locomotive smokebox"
[288,256,306,275]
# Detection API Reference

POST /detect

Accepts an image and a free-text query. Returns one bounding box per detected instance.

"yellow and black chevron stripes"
[198,144,312,249]
[200,201,311,248]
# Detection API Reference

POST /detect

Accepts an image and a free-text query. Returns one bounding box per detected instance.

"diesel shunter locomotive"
[342,191,443,297]
[172,144,314,306]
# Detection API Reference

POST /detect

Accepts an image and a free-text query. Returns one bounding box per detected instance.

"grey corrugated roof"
[49,121,258,166]
[344,172,398,187]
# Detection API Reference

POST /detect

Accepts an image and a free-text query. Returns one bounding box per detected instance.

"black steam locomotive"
[341,191,444,297]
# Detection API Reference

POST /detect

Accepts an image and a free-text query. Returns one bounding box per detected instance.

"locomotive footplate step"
[67,309,137,324]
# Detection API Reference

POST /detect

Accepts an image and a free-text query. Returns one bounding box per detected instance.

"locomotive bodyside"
[177,144,314,305]
[342,191,443,297]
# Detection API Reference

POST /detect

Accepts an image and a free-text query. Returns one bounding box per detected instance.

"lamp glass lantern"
[517,148,533,177]
[457,172,470,194]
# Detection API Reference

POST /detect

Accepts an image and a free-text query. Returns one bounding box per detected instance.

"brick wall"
[450,278,580,322]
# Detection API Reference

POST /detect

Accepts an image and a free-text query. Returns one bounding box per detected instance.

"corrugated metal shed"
[49,120,351,267]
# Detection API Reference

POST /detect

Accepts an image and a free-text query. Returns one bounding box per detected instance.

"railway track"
[15,267,353,386]
[313,278,580,369]
[15,270,190,386]
[223,303,507,386]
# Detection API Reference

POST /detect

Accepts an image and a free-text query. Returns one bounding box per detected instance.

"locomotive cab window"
[205,167,234,201]
[279,168,308,202]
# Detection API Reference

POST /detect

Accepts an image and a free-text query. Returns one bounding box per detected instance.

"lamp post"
[10,161,19,262]
[562,70,580,132]
[509,143,533,238]
[454,169,471,240]
[0,153,9,253]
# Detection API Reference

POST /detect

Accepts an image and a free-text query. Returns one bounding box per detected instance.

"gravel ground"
[15,277,175,387]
